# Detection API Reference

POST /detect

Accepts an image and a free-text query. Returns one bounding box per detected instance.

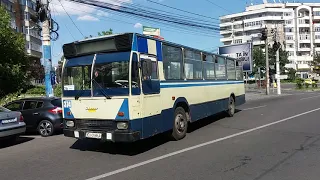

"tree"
[268,42,289,74]
[0,6,30,97]
[310,52,320,74]
[85,28,113,39]
[252,46,265,75]
[98,28,113,36]
[287,68,296,81]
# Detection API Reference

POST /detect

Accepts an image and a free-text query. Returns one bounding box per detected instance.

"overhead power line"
[65,0,221,32]
[146,0,220,21]
[58,0,85,37]
[204,0,232,13]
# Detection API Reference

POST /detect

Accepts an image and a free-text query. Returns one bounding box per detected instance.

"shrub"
[54,84,62,97]
[312,82,318,88]
[296,79,303,89]
[305,83,310,89]
[25,86,45,95]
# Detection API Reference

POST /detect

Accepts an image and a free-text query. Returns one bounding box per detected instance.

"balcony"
[220,30,232,35]
[220,36,233,42]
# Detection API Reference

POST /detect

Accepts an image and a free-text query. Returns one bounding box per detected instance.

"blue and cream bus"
[61,33,245,142]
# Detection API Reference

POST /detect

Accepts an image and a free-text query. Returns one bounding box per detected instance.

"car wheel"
[170,107,188,141]
[38,120,54,137]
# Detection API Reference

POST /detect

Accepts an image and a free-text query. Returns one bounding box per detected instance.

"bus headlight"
[66,120,75,127]
[117,122,128,130]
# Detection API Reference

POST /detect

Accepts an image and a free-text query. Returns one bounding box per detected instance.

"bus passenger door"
[140,54,162,138]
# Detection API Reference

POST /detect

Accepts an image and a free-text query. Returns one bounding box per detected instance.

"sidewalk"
[245,89,292,101]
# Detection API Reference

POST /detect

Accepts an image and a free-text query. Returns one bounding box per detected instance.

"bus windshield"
[63,51,132,97]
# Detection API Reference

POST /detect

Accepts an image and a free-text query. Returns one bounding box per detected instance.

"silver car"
[0,106,26,142]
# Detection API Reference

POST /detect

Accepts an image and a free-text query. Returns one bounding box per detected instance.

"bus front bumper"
[63,129,141,142]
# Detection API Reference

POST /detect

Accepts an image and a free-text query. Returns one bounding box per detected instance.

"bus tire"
[171,107,188,141]
[226,96,235,117]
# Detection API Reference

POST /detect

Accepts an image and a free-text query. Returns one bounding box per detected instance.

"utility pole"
[37,0,54,97]
[276,47,281,95]
[261,27,269,95]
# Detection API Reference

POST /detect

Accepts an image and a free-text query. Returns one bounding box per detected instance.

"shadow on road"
[70,133,169,156]
[0,137,34,149]
[188,110,241,133]
[70,110,241,156]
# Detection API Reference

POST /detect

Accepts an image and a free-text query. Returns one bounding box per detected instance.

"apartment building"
[0,0,42,60]
[220,2,320,78]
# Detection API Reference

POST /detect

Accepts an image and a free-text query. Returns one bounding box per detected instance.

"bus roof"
[66,32,240,62]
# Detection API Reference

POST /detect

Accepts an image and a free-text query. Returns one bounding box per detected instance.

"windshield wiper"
[91,78,111,99]
[74,85,84,100]
[74,80,91,100]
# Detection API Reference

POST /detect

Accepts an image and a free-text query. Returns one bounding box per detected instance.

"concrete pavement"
[1,92,320,180]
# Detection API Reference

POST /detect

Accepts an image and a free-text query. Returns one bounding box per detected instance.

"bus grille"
[75,120,115,131]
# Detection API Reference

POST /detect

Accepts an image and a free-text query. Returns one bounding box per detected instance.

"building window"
[285,27,293,32]
[234,39,242,44]
[288,51,294,56]
[286,35,293,40]
[313,11,320,16]
[315,27,320,32]
[285,20,292,24]
[315,35,320,40]
[284,12,292,16]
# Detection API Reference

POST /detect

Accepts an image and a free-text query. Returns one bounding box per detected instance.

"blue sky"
[49,0,318,66]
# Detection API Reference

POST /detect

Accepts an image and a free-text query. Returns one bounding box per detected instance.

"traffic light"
[260,28,267,41]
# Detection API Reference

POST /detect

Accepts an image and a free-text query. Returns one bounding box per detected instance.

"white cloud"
[96,10,109,17]
[77,15,99,21]
[50,0,132,17]
[134,22,142,28]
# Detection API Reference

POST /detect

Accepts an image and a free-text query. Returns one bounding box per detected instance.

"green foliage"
[54,84,62,97]
[287,68,296,81]
[268,43,290,74]
[305,82,310,89]
[25,86,45,95]
[252,47,265,76]
[85,28,113,39]
[98,28,113,36]
[312,82,318,88]
[0,6,30,98]
[296,78,303,89]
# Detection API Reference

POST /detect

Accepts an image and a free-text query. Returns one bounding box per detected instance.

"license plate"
[1,118,17,124]
[85,132,102,139]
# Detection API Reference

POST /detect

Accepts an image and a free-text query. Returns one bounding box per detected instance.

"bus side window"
[131,53,140,88]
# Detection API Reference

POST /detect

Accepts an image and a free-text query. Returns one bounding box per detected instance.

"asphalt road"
[1,92,320,180]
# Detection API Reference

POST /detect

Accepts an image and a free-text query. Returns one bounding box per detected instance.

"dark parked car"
[3,97,62,137]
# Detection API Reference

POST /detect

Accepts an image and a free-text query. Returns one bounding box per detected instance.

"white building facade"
[220,2,320,77]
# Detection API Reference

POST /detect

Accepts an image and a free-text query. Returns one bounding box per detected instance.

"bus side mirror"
[141,59,152,77]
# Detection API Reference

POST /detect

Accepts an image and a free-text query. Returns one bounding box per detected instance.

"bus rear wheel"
[170,107,188,141]
[226,96,235,117]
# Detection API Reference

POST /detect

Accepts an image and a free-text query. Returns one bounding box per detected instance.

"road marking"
[300,94,320,100]
[86,107,320,180]
[242,105,267,111]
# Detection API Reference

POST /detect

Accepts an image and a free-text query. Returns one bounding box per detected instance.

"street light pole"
[276,48,281,95]
[42,0,54,97]
[265,34,270,95]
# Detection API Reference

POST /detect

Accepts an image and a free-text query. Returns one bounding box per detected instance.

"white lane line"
[242,105,267,111]
[86,107,320,180]
[300,94,320,100]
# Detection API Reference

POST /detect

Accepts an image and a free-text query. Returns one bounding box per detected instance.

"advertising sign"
[143,26,161,36]
[218,43,252,72]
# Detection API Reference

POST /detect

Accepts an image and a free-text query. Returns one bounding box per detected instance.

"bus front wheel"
[171,107,188,141]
